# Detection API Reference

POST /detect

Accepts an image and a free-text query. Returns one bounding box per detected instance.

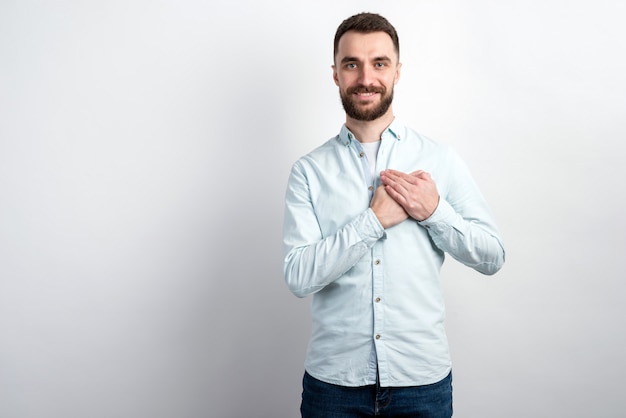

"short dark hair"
[333,13,400,61]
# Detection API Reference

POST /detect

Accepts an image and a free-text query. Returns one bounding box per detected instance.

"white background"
[1,1,625,417]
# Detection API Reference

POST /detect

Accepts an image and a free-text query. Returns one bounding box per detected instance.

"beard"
[340,85,394,121]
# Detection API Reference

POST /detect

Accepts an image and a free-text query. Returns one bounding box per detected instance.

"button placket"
[372,247,384,350]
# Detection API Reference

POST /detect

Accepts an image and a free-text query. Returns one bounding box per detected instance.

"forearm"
[283,209,384,297]
[419,199,505,275]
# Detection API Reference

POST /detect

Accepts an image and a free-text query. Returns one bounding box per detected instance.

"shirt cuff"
[356,208,386,245]
[417,199,457,232]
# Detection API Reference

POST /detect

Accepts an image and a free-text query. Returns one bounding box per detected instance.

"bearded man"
[282,12,505,418]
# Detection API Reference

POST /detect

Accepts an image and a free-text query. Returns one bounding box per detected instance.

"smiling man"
[282,13,505,418]
[336,30,397,123]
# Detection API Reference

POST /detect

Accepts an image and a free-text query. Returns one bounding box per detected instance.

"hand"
[379,169,440,221]
[370,185,409,229]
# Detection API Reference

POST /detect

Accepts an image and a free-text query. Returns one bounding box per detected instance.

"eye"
[346,63,357,69]
[375,62,386,68]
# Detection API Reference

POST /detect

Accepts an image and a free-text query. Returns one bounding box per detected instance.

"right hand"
[370,185,409,229]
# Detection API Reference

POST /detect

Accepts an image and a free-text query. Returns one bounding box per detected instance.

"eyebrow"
[340,56,393,64]
[340,56,359,64]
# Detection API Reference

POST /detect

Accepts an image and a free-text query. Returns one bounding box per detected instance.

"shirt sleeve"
[282,161,385,298]
[418,149,506,275]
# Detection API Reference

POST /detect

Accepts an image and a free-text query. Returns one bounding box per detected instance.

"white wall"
[1,1,624,417]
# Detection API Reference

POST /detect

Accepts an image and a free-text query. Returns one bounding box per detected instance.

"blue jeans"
[301,371,453,418]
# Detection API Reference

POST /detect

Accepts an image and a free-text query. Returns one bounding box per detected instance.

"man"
[282,12,505,418]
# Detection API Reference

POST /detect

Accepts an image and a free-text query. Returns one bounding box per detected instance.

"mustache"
[347,86,385,94]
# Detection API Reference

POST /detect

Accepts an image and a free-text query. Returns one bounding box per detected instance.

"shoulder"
[397,125,453,156]
[292,136,344,170]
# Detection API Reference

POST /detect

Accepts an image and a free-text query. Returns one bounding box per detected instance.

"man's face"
[333,31,401,121]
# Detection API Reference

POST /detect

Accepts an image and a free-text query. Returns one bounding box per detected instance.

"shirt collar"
[338,118,404,146]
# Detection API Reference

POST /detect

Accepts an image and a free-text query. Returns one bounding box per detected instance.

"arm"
[418,197,505,275]
[380,152,505,275]
[282,162,386,297]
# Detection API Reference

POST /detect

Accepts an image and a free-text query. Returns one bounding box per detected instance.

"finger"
[383,170,418,186]
[384,184,407,205]
[409,170,432,179]
[382,169,411,179]
[382,173,412,197]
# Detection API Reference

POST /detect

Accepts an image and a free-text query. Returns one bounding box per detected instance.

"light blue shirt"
[282,119,505,387]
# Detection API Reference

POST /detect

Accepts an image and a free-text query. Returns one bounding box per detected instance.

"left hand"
[379,169,440,221]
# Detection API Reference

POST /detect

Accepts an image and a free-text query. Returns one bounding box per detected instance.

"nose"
[358,66,374,85]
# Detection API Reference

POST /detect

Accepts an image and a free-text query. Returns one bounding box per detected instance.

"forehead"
[335,31,397,61]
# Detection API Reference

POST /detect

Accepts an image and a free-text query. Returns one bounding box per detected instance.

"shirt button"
[368,186,374,191]
[374,259,381,265]
[375,334,381,340]
[359,152,365,158]
[375,297,381,303]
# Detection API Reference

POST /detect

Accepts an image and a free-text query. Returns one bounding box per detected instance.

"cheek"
[336,77,351,90]
[337,72,358,86]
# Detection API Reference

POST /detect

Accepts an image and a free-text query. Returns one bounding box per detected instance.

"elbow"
[284,277,316,298]
[284,273,308,298]
[284,270,324,298]
[284,272,307,298]
[289,287,310,299]
[283,246,328,298]
[283,258,314,298]
[476,248,506,276]
[478,263,503,276]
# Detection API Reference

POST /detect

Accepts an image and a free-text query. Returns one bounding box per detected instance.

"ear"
[394,62,402,85]
[332,64,339,86]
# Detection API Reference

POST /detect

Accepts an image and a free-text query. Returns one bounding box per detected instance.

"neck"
[345,109,395,143]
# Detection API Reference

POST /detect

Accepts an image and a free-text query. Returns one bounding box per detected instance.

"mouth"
[348,86,384,101]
